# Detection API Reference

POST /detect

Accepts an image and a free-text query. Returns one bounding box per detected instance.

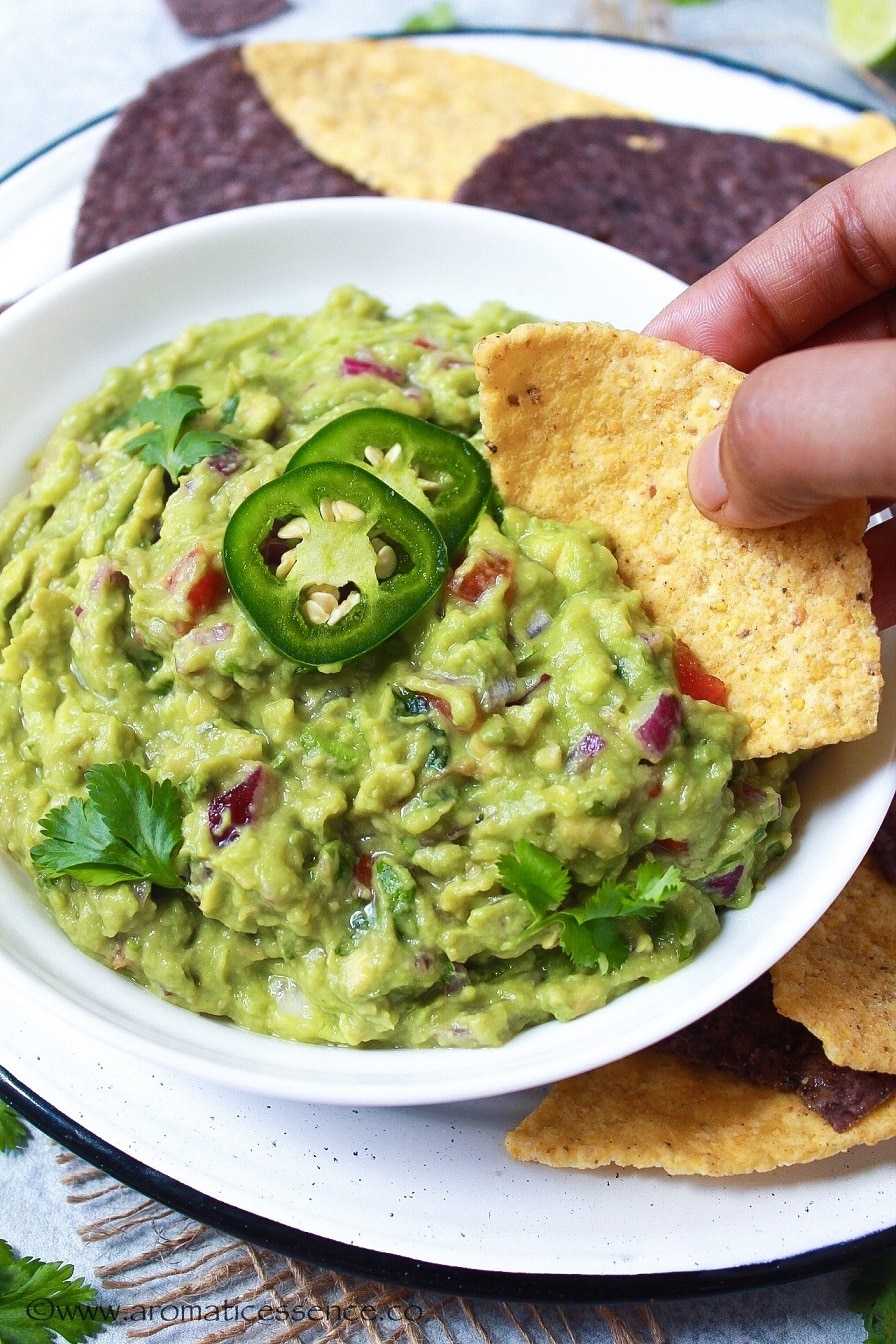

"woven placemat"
[56,1152,667,1344]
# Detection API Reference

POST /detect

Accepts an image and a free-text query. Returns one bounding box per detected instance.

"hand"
[644,149,896,628]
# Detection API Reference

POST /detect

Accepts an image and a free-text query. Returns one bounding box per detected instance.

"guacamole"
[0,287,798,1047]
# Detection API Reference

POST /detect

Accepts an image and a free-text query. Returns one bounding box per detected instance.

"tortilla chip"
[775,112,896,167]
[506,1048,896,1175]
[772,858,896,1074]
[475,323,881,757]
[243,40,637,200]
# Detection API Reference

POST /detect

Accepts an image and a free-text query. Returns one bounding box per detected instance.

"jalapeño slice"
[287,408,491,556]
[223,462,448,667]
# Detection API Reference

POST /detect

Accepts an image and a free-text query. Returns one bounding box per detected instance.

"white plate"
[0,32,894,1295]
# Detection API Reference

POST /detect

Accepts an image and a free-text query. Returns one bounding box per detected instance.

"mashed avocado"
[0,287,798,1047]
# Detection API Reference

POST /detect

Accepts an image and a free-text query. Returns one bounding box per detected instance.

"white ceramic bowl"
[0,197,893,1107]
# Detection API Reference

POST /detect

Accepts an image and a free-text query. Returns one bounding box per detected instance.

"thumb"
[688,341,896,527]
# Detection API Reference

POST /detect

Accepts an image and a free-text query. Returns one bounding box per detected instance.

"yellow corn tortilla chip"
[475,323,881,757]
[243,40,637,200]
[506,1048,896,1175]
[772,858,896,1073]
[775,111,896,166]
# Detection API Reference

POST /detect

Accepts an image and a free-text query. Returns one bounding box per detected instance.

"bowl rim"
[0,195,893,1107]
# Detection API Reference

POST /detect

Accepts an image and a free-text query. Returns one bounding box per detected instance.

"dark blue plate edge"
[3,1063,896,1304]
[0,29,889,1304]
[0,109,116,190]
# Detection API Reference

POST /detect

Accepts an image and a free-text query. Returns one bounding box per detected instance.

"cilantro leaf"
[852,1256,896,1344]
[401,2,458,31]
[0,1240,111,1344]
[218,393,240,425]
[499,848,684,972]
[556,915,630,972]
[0,1101,28,1153]
[497,840,570,919]
[30,763,185,889]
[122,385,234,483]
[582,861,684,921]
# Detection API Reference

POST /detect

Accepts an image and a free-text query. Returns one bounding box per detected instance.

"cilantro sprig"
[498,840,684,971]
[30,763,185,889]
[122,385,234,483]
[0,1240,110,1344]
[0,1101,28,1154]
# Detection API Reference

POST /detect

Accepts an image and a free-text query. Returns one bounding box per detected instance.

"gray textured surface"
[0,0,891,1337]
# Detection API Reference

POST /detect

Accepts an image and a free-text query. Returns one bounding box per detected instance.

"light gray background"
[0,0,892,1339]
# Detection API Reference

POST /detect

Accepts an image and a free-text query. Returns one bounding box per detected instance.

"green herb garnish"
[401,2,458,32]
[218,392,240,425]
[852,1256,896,1343]
[122,385,234,483]
[498,841,684,971]
[0,1240,109,1344]
[30,763,185,888]
[0,1101,28,1154]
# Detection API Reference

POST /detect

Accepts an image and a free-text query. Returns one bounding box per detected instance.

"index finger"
[644,148,896,371]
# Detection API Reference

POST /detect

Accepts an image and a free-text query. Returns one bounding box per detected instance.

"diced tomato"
[413,336,437,350]
[657,837,689,854]
[167,546,229,632]
[674,640,727,707]
[354,854,374,889]
[187,566,229,622]
[447,552,512,604]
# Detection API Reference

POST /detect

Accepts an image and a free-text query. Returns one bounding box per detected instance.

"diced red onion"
[639,630,665,654]
[208,765,268,847]
[480,676,518,715]
[699,864,745,902]
[526,609,552,639]
[260,522,292,573]
[635,692,682,762]
[566,731,606,771]
[506,673,551,707]
[89,561,126,591]
[207,446,244,476]
[192,621,232,646]
[737,780,783,818]
[340,356,404,385]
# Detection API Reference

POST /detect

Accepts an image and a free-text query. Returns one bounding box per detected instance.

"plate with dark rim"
[1,30,894,1302]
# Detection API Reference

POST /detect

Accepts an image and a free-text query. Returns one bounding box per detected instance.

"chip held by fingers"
[475,323,881,758]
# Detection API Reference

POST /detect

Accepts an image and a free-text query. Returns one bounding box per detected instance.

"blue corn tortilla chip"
[72,47,377,265]
[454,116,849,284]
[163,0,290,37]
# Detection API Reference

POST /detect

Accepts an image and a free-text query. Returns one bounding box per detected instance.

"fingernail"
[688,425,728,515]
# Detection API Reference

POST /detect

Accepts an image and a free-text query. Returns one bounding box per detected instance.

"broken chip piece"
[660,972,896,1132]
[505,1046,896,1176]
[474,322,881,758]
[772,858,896,1075]
[775,111,896,167]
